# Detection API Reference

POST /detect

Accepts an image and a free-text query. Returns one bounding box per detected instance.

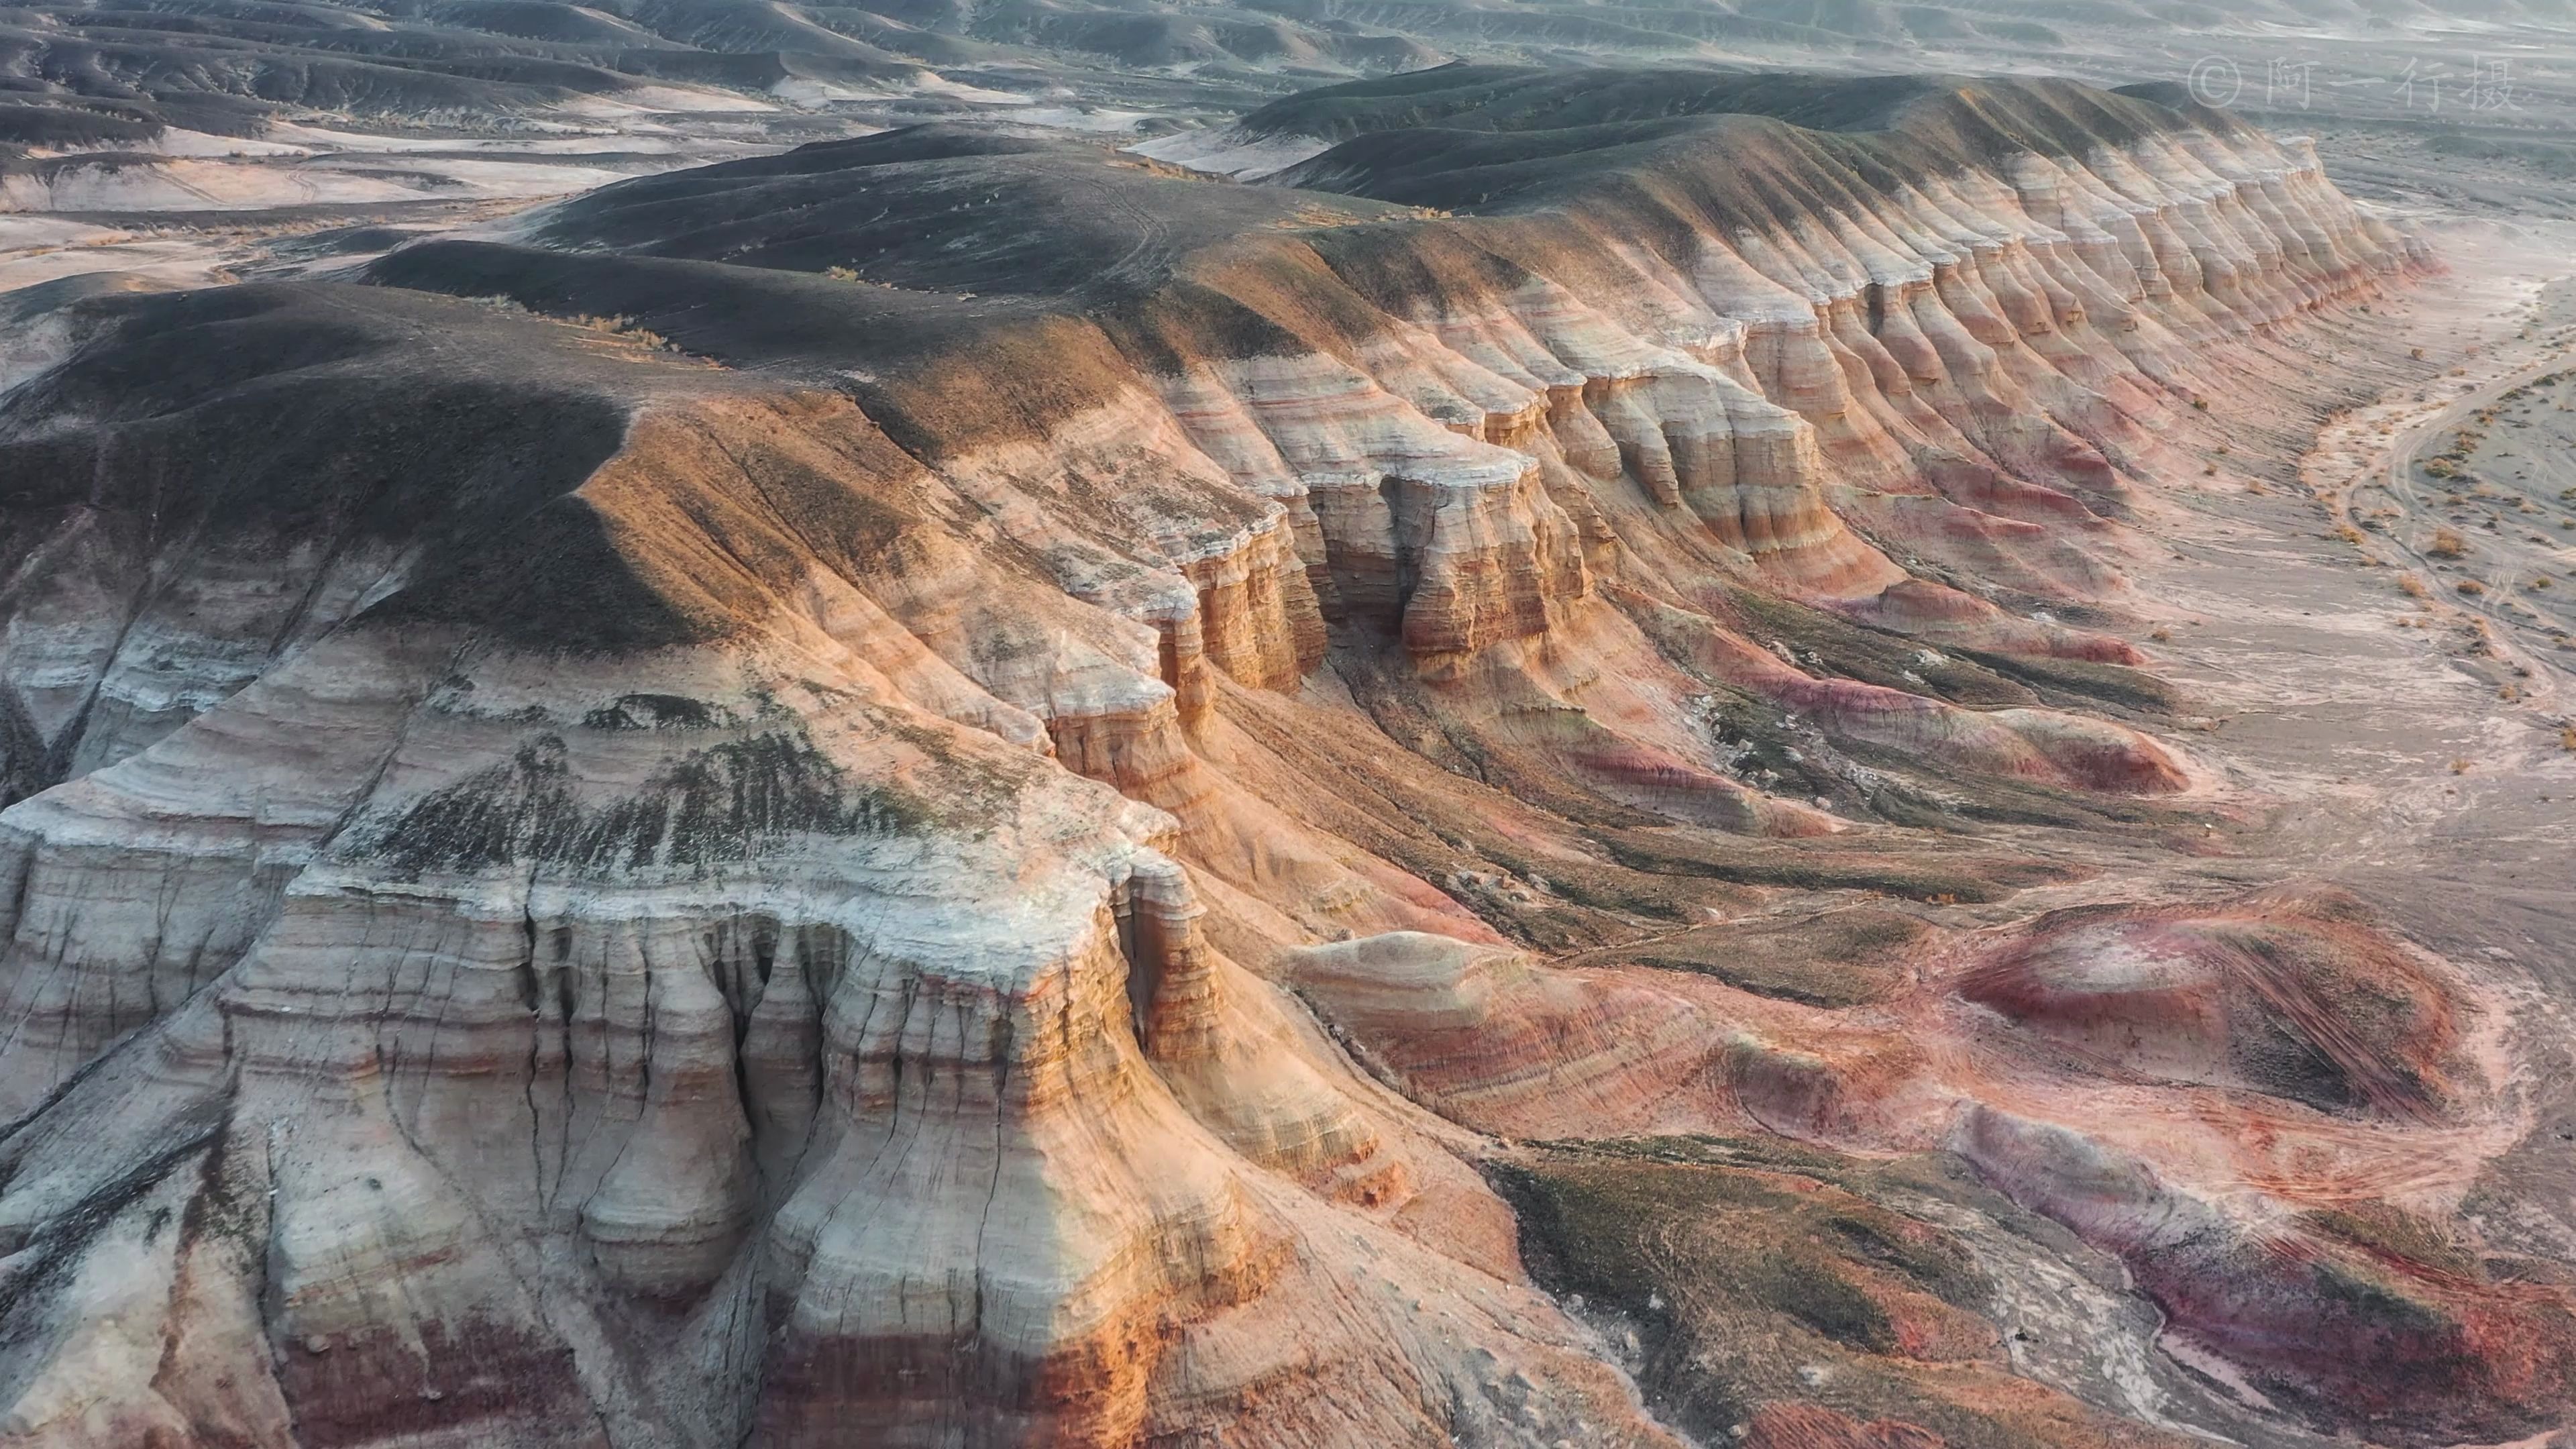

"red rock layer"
[0,80,2489,1449]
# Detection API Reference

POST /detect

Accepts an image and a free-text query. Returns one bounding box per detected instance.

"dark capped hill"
[0,281,729,672]
[1245,62,2245,212]
[1229,62,2235,147]
[385,68,2268,362]
[344,64,2355,477]
[515,124,1415,297]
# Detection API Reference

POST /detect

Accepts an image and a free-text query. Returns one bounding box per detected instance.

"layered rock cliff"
[1,65,2540,1449]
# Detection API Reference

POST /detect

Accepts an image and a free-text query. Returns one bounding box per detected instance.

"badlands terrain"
[0,14,2575,1449]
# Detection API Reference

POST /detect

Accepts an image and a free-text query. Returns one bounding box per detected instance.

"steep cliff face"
[0,67,2530,1449]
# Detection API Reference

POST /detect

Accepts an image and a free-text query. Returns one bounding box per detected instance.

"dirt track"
[2311,268,2576,702]
[2145,216,2576,1265]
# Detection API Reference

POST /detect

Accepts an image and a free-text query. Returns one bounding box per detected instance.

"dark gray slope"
[1240,64,2226,211]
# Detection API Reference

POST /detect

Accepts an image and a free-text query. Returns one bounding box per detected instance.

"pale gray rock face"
[0,65,2555,1449]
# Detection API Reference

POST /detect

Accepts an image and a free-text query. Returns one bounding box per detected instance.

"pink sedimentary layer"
[0,117,2432,1447]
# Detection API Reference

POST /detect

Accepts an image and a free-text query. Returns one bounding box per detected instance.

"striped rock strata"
[0,67,2526,1449]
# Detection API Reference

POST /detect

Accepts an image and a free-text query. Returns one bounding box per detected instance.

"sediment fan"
[0,64,2564,1449]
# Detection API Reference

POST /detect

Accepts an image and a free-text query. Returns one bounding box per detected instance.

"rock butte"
[0,64,2563,1449]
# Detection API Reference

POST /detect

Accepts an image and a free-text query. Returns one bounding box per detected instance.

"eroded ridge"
[0,68,2544,1449]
